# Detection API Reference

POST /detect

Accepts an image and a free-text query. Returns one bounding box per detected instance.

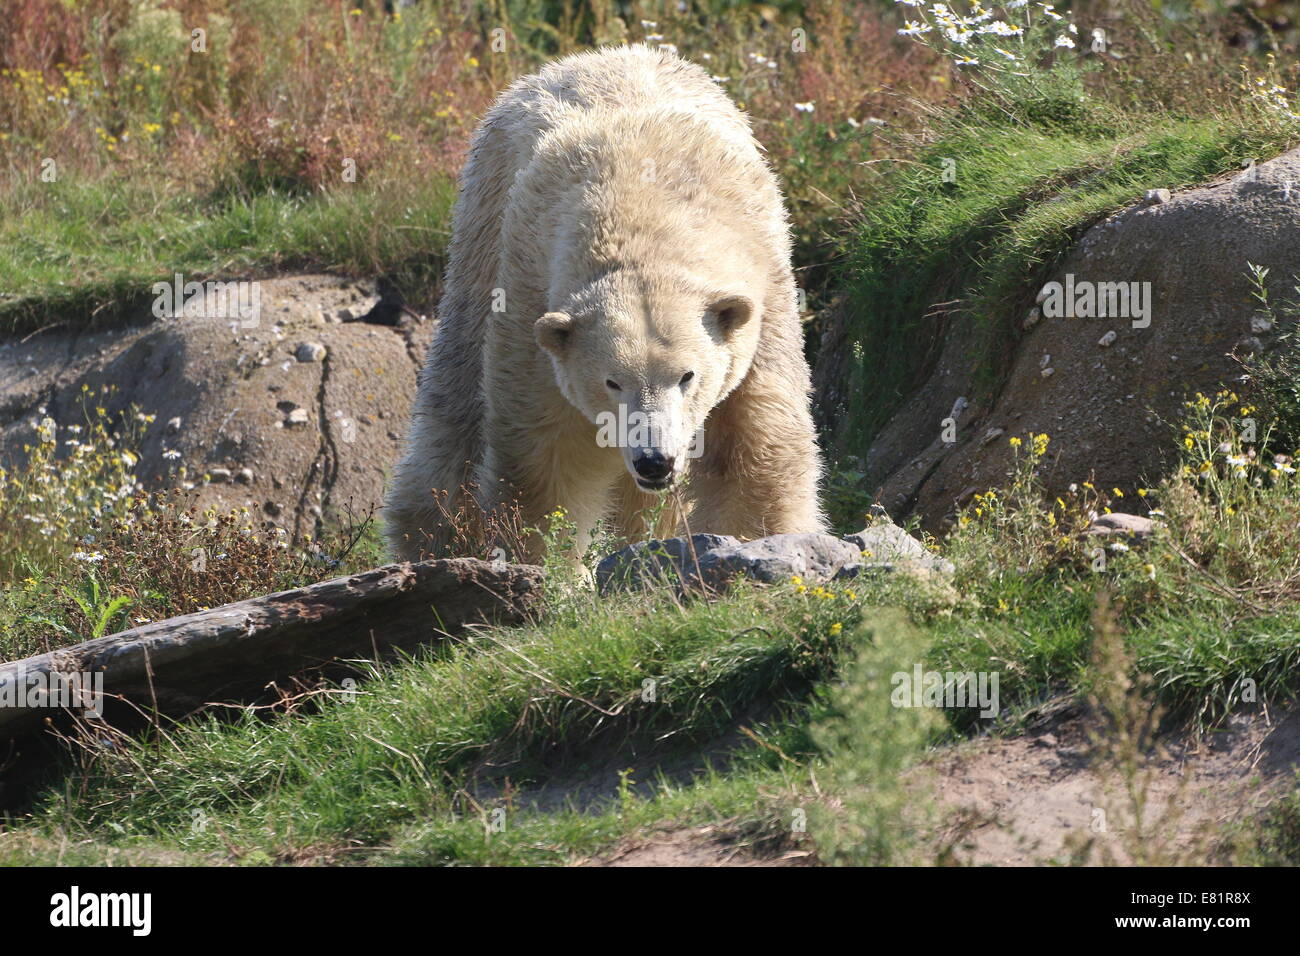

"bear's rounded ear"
[535,312,574,355]
[706,295,755,337]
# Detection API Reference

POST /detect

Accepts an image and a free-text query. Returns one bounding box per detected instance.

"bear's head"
[535,274,760,491]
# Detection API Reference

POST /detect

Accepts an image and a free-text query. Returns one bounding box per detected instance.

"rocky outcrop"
[822,147,1300,529]
[0,276,434,540]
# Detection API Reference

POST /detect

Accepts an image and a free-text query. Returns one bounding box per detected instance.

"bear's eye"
[606,379,622,392]
[679,371,695,387]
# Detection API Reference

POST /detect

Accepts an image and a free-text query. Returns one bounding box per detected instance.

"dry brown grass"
[0,1,951,258]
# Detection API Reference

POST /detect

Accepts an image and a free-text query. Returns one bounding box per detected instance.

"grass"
[6,389,1300,866]
[1,760,800,866]
[0,392,389,661]
[1236,775,1300,865]
[938,389,1300,728]
[6,581,872,864]
[0,1,940,336]
[0,173,457,337]
[383,767,790,867]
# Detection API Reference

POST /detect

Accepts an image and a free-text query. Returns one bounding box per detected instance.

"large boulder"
[826,147,1300,529]
[0,275,434,540]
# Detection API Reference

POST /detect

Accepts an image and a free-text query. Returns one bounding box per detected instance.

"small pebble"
[295,342,327,363]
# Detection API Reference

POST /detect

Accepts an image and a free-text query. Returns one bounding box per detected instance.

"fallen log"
[0,558,544,742]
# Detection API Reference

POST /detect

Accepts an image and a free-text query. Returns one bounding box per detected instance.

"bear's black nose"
[633,450,674,483]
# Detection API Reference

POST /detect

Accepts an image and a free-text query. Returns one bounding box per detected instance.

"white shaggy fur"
[385,45,825,560]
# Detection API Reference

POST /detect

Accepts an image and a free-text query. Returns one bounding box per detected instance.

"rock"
[597,532,856,593]
[1143,188,1172,204]
[714,533,862,584]
[236,468,254,484]
[336,296,382,323]
[596,520,950,594]
[295,341,327,363]
[844,520,955,576]
[285,407,310,427]
[1098,330,1117,347]
[827,146,1300,531]
[207,467,232,484]
[1084,512,1156,542]
[0,275,436,543]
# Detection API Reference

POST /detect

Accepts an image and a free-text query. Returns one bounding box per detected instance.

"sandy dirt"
[586,700,1300,867]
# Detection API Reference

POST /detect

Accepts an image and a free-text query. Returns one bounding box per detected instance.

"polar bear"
[385,45,825,561]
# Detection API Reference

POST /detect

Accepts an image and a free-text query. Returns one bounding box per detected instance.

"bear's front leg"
[478,415,623,565]
[688,360,827,539]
